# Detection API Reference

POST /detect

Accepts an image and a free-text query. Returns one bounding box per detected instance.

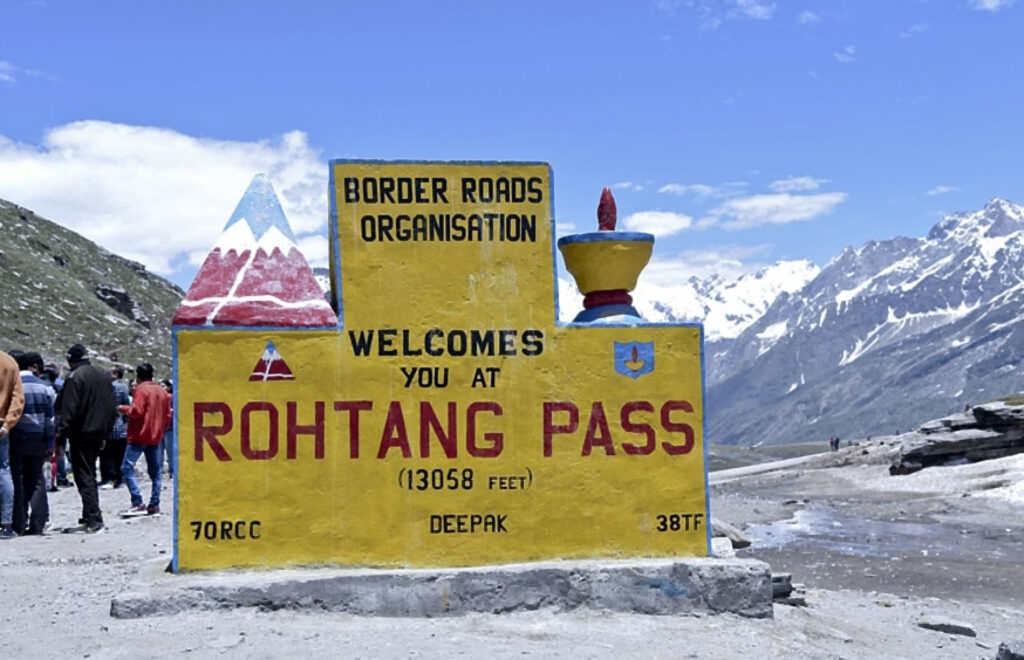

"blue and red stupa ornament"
[558,188,654,322]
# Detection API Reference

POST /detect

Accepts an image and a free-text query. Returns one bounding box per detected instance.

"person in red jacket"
[119,363,171,516]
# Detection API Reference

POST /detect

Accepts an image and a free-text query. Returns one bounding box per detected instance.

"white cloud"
[655,0,683,17]
[969,0,1016,10]
[555,221,577,236]
[729,0,775,20]
[0,61,16,84]
[0,121,325,280]
[925,185,959,196]
[612,181,645,192]
[643,244,774,285]
[680,0,775,28]
[900,23,929,38]
[658,181,746,199]
[834,45,856,63]
[622,210,693,237]
[659,183,716,199]
[768,176,827,193]
[797,11,821,24]
[709,192,847,230]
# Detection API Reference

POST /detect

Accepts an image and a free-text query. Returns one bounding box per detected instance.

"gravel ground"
[1,448,1022,659]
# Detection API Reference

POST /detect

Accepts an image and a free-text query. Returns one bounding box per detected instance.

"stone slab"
[111,557,772,620]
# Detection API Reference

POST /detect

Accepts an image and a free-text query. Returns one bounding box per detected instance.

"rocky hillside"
[0,198,183,375]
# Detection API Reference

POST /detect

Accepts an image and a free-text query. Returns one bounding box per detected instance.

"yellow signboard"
[174,161,708,571]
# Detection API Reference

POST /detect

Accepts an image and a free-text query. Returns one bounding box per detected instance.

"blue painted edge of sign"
[547,165,560,331]
[171,329,179,573]
[699,323,711,556]
[556,231,655,246]
[327,163,346,327]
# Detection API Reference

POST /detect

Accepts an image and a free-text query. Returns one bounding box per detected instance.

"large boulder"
[890,401,1024,475]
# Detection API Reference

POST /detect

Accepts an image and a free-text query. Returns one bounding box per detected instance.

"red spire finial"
[598,187,617,231]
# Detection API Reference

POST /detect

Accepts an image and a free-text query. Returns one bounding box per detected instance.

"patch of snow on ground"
[848,453,1024,506]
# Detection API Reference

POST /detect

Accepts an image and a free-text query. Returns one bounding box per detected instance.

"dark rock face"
[890,402,1024,474]
[707,198,1024,447]
[94,285,152,328]
[998,639,1024,660]
[916,615,976,637]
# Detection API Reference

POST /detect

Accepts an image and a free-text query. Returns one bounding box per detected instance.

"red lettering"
[620,401,655,455]
[193,402,233,461]
[467,401,503,458]
[378,401,412,458]
[420,401,458,458]
[334,400,372,458]
[582,402,615,456]
[287,401,325,459]
[661,400,695,455]
[542,401,578,457]
[241,402,278,460]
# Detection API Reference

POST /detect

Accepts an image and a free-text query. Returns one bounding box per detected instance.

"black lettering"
[498,329,517,356]
[447,330,467,356]
[432,177,448,203]
[528,176,543,203]
[521,329,544,356]
[348,330,374,356]
[461,177,477,202]
[378,214,394,241]
[469,330,495,356]
[378,328,398,356]
[424,328,444,356]
[428,513,508,533]
[360,215,377,241]
[344,177,359,202]
[380,177,396,203]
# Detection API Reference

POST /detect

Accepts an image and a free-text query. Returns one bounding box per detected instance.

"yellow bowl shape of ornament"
[557,232,655,295]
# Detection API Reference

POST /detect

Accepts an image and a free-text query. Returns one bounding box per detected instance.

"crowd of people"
[0,343,173,537]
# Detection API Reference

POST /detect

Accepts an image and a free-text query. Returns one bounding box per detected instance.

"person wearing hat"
[58,344,115,533]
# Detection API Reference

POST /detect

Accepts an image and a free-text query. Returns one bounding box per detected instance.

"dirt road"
[1,453,1022,659]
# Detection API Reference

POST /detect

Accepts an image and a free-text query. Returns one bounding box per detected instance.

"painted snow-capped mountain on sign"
[172,174,337,327]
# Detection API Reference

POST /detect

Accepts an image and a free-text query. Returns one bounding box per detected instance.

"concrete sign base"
[112,556,772,619]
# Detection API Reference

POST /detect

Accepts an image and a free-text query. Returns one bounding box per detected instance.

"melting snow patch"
[757,321,787,340]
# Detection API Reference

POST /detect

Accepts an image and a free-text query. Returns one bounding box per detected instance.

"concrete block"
[111,557,773,620]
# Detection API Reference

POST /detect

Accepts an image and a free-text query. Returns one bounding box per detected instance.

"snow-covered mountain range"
[706,198,1024,445]
[558,260,819,341]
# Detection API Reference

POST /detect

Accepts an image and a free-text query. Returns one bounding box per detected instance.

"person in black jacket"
[58,344,115,533]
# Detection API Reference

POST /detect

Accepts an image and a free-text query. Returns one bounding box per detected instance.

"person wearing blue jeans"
[0,434,15,538]
[122,443,161,512]
[1,349,25,539]
[118,363,170,515]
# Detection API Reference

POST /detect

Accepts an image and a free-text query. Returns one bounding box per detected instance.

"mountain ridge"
[0,198,182,375]
[705,196,1024,446]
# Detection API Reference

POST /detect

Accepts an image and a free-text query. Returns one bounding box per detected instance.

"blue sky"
[1,0,1022,290]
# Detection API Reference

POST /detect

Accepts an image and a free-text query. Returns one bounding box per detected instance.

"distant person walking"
[159,379,174,478]
[0,350,26,539]
[45,362,72,489]
[99,366,130,489]
[9,352,55,535]
[120,363,171,516]
[58,344,115,533]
